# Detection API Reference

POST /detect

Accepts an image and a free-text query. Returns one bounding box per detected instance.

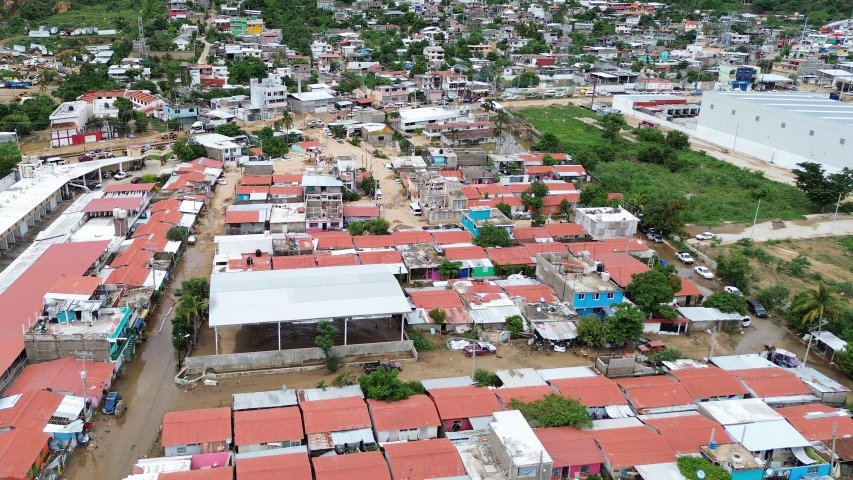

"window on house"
[580,466,591,474]
[781,123,786,128]
[842,139,846,145]
[808,467,820,474]
[607,292,615,299]
[755,116,759,121]
[176,446,187,454]
[517,467,537,477]
[731,110,736,115]
[810,130,815,136]
[577,294,585,301]
[710,104,714,109]
[593,293,600,300]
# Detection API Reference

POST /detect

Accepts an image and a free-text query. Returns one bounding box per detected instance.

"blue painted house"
[569,273,623,316]
[162,104,199,127]
[460,207,513,238]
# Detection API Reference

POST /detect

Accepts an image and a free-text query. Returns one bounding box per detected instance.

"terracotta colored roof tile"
[430,230,473,245]
[535,428,603,468]
[236,186,270,196]
[443,246,488,261]
[241,176,273,186]
[367,395,441,432]
[315,253,357,267]
[47,275,102,296]
[391,231,434,245]
[675,279,702,297]
[300,396,371,434]
[234,406,304,446]
[485,246,534,266]
[384,438,466,480]
[237,451,312,480]
[6,357,113,399]
[643,414,732,454]
[427,386,501,420]
[615,377,695,410]
[225,210,262,224]
[353,235,395,249]
[162,407,232,447]
[543,223,587,237]
[0,390,65,432]
[512,227,552,241]
[494,386,556,406]
[344,206,380,218]
[0,428,50,479]
[776,404,853,441]
[732,368,814,398]
[312,451,391,480]
[590,426,675,469]
[523,243,569,256]
[668,366,749,399]
[273,255,317,269]
[501,284,559,303]
[408,290,463,309]
[549,376,628,407]
[358,250,403,265]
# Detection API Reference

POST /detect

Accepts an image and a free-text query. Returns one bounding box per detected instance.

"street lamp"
[178,333,191,368]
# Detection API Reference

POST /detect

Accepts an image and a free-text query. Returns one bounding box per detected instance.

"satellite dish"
[765,469,774,476]
[697,471,705,479]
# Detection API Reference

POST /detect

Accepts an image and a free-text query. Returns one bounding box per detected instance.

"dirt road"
[703,214,853,244]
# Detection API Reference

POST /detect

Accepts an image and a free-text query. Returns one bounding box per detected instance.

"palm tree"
[177,293,209,333]
[792,281,843,333]
[275,109,294,132]
[483,98,495,112]
[627,193,647,215]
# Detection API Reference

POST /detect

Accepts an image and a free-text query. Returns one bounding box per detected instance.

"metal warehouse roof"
[232,389,298,410]
[706,91,853,127]
[208,265,411,327]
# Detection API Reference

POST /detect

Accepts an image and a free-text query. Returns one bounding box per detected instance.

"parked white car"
[694,266,714,279]
[695,232,715,240]
[384,163,392,171]
[724,286,743,296]
[216,178,227,185]
[113,171,128,180]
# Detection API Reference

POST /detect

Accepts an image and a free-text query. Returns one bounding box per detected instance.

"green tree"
[606,304,645,346]
[791,281,843,332]
[227,57,269,84]
[521,181,548,217]
[262,136,288,157]
[643,196,687,234]
[599,113,625,144]
[665,130,691,150]
[576,314,610,346]
[174,278,210,299]
[359,367,424,401]
[1,114,32,135]
[438,260,463,280]
[166,226,189,242]
[474,368,502,387]
[793,162,853,213]
[516,71,540,88]
[131,79,159,93]
[580,184,608,207]
[624,267,679,318]
[361,176,378,196]
[509,393,592,429]
[542,153,559,166]
[0,144,22,179]
[505,315,524,335]
[536,133,561,152]
[348,221,366,236]
[172,138,207,162]
[716,249,754,292]
[755,284,790,313]
[495,202,512,218]
[214,123,245,137]
[364,218,390,235]
[703,291,748,315]
[428,308,446,331]
[473,224,513,248]
[177,293,209,332]
[315,320,340,372]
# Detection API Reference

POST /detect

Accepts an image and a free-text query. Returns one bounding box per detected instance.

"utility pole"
[708,326,716,359]
[74,351,93,413]
[831,193,843,234]
[749,197,761,241]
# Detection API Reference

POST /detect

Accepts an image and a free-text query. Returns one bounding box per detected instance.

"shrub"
[473,369,501,387]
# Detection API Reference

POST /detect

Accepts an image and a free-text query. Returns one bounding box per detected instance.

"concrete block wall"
[24,334,112,363]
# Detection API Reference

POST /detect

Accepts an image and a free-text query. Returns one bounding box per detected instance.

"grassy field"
[513,105,816,226]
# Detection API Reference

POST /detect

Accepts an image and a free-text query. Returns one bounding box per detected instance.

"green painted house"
[442,245,494,278]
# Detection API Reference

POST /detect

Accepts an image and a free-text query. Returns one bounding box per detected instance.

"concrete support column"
[401,316,405,341]
[278,322,281,350]
[344,317,348,346]
[215,327,219,355]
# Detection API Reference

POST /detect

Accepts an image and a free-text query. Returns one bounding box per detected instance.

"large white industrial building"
[695,92,853,172]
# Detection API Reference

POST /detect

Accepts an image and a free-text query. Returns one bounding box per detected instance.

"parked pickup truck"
[675,252,695,264]
[363,359,403,373]
[638,340,667,355]
[103,392,122,414]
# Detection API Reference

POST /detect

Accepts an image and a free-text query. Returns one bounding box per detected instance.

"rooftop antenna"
[796,16,807,59]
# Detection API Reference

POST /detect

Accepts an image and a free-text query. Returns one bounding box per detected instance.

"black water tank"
[255,249,262,257]
[247,256,253,266]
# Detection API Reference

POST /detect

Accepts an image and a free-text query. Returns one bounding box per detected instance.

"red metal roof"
[590,426,675,469]
[353,235,395,249]
[0,428,50,479]
[236,186,270,196]
[110,248,154,269]
[568,239,650,257]
[130,221,172,240]
[501,284,559,303]
[358,250,404,265]
[151,199,182,214]
[272,174,303,185]
[161,407,232,447]
[269,186,303,196]
[343,206,380,218]
[47,275,102,296]
[83,196,146,213]
[459,186,481,200]
[542,193,580,206]
[668,366,749,399]
[485,246,534,266]
[0,389,65,432]
[237,451,312,480]
[103,183,156,193]
[300,396,371,434]
[549,376,628,407]
[675,279,702,297]
[384,438,467,480]
[430,230,473,245]
[776,404,853,441]
[273,255,317,269]
[443,246,488,261]
[391,231,434,245]
[161,467,234,480]
[106,264,151,287]
[313,451,391,480]
[234,406,303,446]
[315,253,357,267]
[494,386,556,406]
[312,232,354,250]
[367,395,441,432]
[241,175,273,186]
[732,368,814,398]
[535,428,603,469]
[0,241,109,375]
[408,290,464,309]
[523,243,569,256]
[615,377,695,410]
[225,210,262,224]
[6,357,113,398]
[512,227,553,242]
[643,414,732,454]
[493,195,522,206]
[543,223,587,237]
[149,208,184,226]
[427,386,501,420]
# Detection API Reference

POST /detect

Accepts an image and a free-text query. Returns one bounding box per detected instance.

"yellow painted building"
[247,19,264,34]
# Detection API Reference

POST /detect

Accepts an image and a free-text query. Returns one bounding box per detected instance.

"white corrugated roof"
[724,420,811,452]
[209,265,412,327]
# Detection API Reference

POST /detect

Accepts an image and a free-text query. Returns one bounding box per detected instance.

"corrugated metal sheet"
[298,385,364,402]
[535,367,596,381]
[634,462,686,480]
[604,405,635,419]
[468,305,522,325]
[709,354,775,371]
[233,390,298,410]
[329,427,375,446]
[531,321,577,340]
[811,330,847,352]
[421,377,474,390]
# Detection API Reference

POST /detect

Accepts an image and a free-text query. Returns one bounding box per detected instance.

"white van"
[409,202,422,216]
[45,156,65,165]
[374,188,383,200]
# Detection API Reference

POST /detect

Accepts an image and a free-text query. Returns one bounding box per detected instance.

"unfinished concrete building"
[303,172,343,232]
[25,307,134,366]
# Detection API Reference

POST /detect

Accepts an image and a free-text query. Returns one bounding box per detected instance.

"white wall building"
[573,207,639,240]
[398,107,465,131]
[48,101,88,147]
[250,76,289,113]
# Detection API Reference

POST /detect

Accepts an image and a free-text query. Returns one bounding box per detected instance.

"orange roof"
[521,153,569,162]
[344,205,380,218]
[0,428,50,479]
[237,451,312,480]
[475,184,513,197]
[225,210,263,224]
[313,451,391,480]
[6,357,113,399]
[83,196,146,214]
[391,231,434,245]
[568,238,650,257]
[353,235,395,249]
[161,407,232,447]
[615,377,695,410]
[273,255,317,269]
[776,404,853,441]
[430,230,473,245]
[494,386,556,406]
[543,223,587,237]
[311,232,354,250]
[315,253,358,267]
[236,185,270,196]
[549,376,628,407]
[46,275,102,296]
[523,243,569,256]
[443,246,488,261]
[459,186,482,200]
[542,193,580,206]
[512,227,552,241]
[300,396,371,434]
[0,389,64,432]
[427,386,501,420]
[384,438,466,480]
[591,426,675,468]
[535,428,603,468]
[501,284,559,303]
[367,395,441,432]
[273,174,303,184]
[643,415,732,454]
[525,165,556,175]
[150,199,182,214]
[668,366,749,399]
[732,368,814,398]
[241,175,273,186]
[358,250,403,265]
[493,195,523,206]
[234,406,303,446]
[675,279,702,297]
[110,248,154,269]
[106,264,152,287]
[485,246,534,266]
[149,208,184,226]
[554,165,586,175]
[103,183,156,193]
[408,289,463,309]
[161,468,233,480]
